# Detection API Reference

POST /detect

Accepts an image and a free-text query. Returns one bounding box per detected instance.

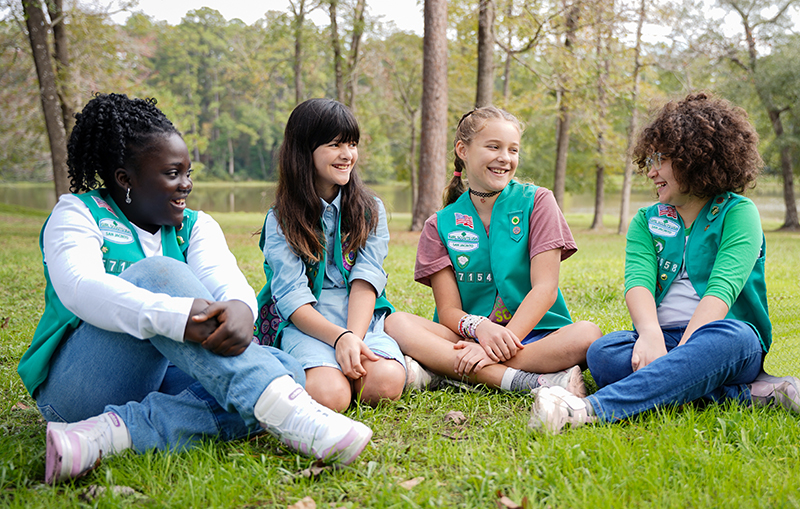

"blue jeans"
[35,257,305,452]
[586,320,764,423]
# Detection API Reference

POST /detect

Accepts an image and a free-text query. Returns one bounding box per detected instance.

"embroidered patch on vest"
[648,216,680,238]
[456,254,470,269]
[98,218,134,244]
[447,230,479,252]
[454,212,474,229]
[657,204,678,220]
[92,196,118,217]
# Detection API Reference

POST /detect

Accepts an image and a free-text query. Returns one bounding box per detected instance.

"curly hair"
[274,98,378,263]
[632,92,762,197]
[67,93,178,193]
[443,106,522,206]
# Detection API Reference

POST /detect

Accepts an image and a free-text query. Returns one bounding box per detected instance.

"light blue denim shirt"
[263,190,390,323]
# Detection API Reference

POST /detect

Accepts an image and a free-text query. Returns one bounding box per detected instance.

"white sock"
[500,368,519,391]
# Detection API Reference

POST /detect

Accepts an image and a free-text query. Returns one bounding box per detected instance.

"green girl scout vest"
[644,192,771,351]
[253,209,394,347]
[18,189,197,395]
[435,180,572,330]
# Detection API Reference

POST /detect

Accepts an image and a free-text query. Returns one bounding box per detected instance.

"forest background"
[0,0,799,232]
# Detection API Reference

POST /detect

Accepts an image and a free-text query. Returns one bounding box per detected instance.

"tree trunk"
[501,1,513,108]
[553,95,570,209]
[412,0,448,231]
[591,2,611,231]
[22,0,69,198]
[552,0,579,210]
[45,0,74,137]
[346,0,367,109]
[292,0,307,104]
[475,0,494,108]
[618,0,645,234]
[329,1,345,104]
[410,109,419,208]
[228,137,235,177]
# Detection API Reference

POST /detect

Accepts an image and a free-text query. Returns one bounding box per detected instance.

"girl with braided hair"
[385,106,600,394]
[20,93,372,484]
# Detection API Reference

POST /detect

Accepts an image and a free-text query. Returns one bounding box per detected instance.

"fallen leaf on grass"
[1,317,9,328]
[399,477,425,490]
[443,410,467,424]
[496,490,529,509]
[80,485,145,502]
[12,402,30,411]
[288,496,316,509]
[283,460,333,482]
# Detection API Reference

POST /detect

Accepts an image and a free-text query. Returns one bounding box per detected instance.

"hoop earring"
[125,187,131,204]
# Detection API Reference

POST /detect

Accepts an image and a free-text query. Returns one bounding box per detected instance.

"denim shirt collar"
[320,188,342,214]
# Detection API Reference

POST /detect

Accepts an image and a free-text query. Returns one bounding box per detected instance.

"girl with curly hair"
[21,93,372,484]
[530,92,799,432]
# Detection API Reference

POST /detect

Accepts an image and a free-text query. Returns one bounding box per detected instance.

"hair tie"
[454,171,462,177]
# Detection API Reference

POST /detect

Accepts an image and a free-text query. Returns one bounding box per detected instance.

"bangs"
[306,100,360,149]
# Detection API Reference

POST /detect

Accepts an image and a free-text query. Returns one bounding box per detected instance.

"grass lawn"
[1,203,799,508]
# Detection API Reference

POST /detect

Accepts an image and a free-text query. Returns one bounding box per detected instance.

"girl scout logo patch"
[98,218,134,244]
[456,255,470,269]
[447,231,479,252]
[343,249,357,271]
[648,217,680,238]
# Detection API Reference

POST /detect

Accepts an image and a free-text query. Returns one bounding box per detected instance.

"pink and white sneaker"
[255,376,372,465]
[751,371,800,414]
[45,412,131,484]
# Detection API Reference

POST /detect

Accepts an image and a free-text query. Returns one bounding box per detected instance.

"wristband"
[333,330,353,350]
[457,314,487,341]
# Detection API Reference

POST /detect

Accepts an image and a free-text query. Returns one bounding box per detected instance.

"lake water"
[1,181,795,222]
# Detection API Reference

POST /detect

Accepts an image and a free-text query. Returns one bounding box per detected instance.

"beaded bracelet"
[333,330,353,350]
[457,314,487,341]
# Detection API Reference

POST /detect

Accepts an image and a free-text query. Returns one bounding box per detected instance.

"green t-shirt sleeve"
[705,199,762,307]
[624,209,657,297]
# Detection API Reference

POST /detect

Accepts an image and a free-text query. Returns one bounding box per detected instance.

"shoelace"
[281,402,331,443]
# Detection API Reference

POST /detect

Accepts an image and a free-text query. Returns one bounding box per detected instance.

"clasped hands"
[453,320,524,376]
[184,298,253,356]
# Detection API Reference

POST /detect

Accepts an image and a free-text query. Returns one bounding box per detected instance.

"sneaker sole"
[774,381,800,414]
[45,423,71,484]
[322,422,373,466]
[566,366,587,398]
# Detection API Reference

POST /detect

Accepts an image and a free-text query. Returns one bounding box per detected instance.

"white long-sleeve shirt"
[43,194,257,343]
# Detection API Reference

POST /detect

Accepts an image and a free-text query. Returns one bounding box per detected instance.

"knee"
[572,321,603,351]
[359,360,406,404]
[305,374,352,412]
[384,312,413,337]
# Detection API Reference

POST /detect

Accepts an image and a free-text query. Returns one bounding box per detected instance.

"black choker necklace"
[469,188,501,203]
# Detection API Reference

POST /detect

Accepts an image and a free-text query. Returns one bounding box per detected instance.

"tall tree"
[552,0,580,209]
[412,0,448,231]
[289,0,320,104]
[328,0,346,103]
[475,0,494,107]
[21,0,69,197]
[719,0,799,230]
[617,0,646,234]
[590,0,612,230]
[346,0,367,108]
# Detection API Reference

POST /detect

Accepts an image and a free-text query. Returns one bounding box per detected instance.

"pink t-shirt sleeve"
[414,214,452,287]
[529,187,577,260]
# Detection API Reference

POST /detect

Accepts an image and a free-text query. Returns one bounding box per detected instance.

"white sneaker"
[255,376,372,465]
[536,366,587,398]
[45,412,131,484]
[528,386,596,434]
[750,371,800,414]
[404,355,443,391]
